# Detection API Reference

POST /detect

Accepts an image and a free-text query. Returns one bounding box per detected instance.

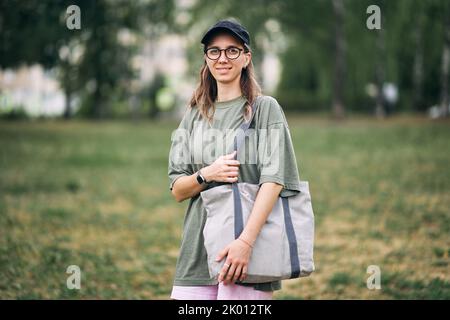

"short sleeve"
[257,98,301,197]
[168,109,194,191]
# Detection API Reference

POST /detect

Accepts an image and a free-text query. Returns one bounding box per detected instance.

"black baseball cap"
[201,20,250,46]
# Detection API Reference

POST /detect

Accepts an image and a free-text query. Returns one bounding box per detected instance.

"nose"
[218,50,229,63]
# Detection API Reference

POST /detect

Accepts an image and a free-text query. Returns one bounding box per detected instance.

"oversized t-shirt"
[167,95,302,291]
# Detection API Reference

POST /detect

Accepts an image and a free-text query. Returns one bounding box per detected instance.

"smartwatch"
[196,169,208,185]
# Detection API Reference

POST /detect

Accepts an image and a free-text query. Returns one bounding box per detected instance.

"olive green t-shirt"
[167,95,302,292]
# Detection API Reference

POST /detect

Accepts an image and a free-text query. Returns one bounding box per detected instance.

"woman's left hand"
[216,238,253,285]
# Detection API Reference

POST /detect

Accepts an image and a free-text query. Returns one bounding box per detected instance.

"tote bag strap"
[231,96,261,238]
[232,95,261,161]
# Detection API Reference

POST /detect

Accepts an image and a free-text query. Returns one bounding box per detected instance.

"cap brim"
[201,27,247,46]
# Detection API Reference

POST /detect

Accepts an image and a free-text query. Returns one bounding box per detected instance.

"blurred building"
[0,65,65,117]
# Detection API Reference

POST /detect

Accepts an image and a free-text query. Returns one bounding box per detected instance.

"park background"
[0,0,449,299]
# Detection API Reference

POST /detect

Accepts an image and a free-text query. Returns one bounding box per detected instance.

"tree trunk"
[375,27,386,118]
[412,11,424,111]
[94,87,104,119]
[440,18,450,117]
[63,89,71,119]
[332,0,346,119]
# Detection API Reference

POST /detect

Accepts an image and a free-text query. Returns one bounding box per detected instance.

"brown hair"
[188,42,262,126]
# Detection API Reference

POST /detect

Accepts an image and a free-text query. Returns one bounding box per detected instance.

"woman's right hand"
[202,151,240,183]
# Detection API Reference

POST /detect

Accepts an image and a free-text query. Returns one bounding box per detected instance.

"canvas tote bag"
[201,96,315,283]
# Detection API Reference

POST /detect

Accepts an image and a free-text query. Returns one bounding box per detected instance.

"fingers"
[218,260,232,283]
[227,176,238,183]
[224,166,239,173]
[240,265,248,282]
[215,247,229,262]
[222,150,237,160]
[233,265,243,283]
[215,160,239,183]
[224,263,237,284]
[222,151,239,165]
[224,169,239,178]
[222,263,246,284]
[223,159,240,166]
[224,167,239,181]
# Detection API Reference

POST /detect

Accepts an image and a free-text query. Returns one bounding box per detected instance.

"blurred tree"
[439,3,450,117]
[411,0,426,112]
[0,0,175,119]
[76,0,174,119]
[147,72,165,119]
[274,0,338,113]
[59,49,78,119]
[0,0,73,69]
[391,0,449,113]
[374,16,386,118]
[332,0,346,119]
[0,0,79,118]
[76,0,135,118]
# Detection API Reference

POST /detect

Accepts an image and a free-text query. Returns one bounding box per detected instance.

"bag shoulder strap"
[233,95,262,160]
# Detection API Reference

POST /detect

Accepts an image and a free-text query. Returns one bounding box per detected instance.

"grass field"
[0,115,449,299]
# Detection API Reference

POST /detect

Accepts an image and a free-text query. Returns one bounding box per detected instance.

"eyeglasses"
[205,46,245,60]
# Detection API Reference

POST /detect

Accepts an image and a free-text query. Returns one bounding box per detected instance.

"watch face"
[196,174,204,184]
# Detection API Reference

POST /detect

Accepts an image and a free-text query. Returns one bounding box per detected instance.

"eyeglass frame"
[204,46,248,60]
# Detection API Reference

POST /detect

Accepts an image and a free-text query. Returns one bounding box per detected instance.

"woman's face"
[204,33,251,85]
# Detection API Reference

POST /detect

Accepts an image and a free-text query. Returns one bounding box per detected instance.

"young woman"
[168,19,302,300]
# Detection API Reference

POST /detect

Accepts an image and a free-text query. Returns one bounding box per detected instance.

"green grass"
[0,115,449,299]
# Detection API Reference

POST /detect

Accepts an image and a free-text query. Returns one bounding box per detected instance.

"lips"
[216,67,231,74]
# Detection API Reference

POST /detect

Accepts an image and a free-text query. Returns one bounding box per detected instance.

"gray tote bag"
[201,97,315,283]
